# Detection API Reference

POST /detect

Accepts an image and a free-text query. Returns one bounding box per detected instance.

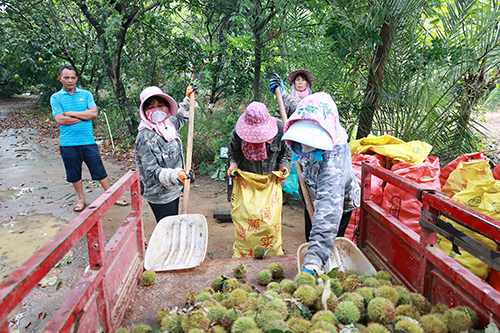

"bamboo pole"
[274,86,315,221]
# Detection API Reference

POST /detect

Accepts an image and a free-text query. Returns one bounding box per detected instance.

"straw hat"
[235,102,278,143]
[287,69,314,87]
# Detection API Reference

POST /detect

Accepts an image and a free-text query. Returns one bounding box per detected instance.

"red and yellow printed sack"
[441,159,493,198]
[493,164,500,181]
[381,156,441,235]
[439,152,484,188]
[436,180,500,280]
[345,153,386,242]
[230,169,283,258]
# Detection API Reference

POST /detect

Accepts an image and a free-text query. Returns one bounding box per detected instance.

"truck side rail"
[359,162,500,327]
[0,170,144,333]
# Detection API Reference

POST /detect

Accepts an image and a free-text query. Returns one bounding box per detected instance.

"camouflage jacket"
[134,96,190,205]
[299,143,361,270]
[227,119,292,175]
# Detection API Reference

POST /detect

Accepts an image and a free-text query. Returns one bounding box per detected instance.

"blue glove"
[269,73,285,95]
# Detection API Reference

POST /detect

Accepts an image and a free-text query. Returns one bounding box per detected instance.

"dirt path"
[0,97,305,332]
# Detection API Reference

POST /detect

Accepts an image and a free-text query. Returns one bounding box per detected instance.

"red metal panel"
[0,170,143,333]
[363,213,425,291]
[360,163,500,327]
[75,292,102,332]
[421,190,500,238]
[43,269,104,332]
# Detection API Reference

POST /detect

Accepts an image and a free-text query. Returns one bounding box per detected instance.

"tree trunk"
[253,30,263,102]
[75,0,153,137]
[98,38,138,136]
[357,22,392,139]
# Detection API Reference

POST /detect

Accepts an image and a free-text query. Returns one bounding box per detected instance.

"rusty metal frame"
[359,162,500,327]
[0,170,144,333]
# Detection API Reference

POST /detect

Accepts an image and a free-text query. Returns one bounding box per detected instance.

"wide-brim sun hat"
[282,120,333,150]
[288,69,314,87]
[139,86,178,117]
[235,101,278,143]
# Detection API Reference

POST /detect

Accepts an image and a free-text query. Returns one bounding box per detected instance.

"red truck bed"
[2,165,500,332]
[359,162,500,327]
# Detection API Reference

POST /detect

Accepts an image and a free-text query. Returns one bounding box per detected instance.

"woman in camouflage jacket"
[282,92,360,275]
[135,85,197,222]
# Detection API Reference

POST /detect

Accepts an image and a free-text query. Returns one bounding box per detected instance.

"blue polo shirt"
[50,87,97,146]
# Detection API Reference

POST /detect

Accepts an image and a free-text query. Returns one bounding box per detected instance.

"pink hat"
[235,102,278,143]
[288,69,314,87]
[139,86,177,118]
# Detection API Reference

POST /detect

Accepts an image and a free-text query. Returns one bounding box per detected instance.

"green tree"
[325,0,500,162]
[0,0,99,100]
[74,0,170,136]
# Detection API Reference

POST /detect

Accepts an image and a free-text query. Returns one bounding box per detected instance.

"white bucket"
[297,237,377,275]
[144,213,208,271]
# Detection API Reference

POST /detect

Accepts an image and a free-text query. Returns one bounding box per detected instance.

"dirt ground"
[0,97,305,332]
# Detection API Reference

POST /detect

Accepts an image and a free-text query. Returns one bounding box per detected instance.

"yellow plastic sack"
[441,160,494,198]
[230,169,284,258]
[360,134,405,145]
[436,180,500,280]
[349,134,431,165]
[349,134,404,156]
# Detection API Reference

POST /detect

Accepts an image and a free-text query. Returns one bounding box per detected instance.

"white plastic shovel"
[297,238,377,275]
[144,90,209,271]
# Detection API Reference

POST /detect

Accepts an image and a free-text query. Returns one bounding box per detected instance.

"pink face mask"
[241,140,271,161]
[145,106,169,123]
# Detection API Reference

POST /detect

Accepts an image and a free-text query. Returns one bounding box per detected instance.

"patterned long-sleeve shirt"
[135,96,190,205]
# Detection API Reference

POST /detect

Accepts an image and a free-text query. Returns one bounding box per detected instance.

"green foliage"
[2,0,500,166]
[198,156,227,181]
[483,87,500,111]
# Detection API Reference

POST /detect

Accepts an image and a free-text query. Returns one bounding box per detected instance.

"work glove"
[186,83,198,99]
[227,165,238,180]
[277,167,289,182]
[178,169,196,184]
[269,73,285,95]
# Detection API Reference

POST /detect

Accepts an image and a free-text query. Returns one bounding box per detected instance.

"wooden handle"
[275,87,288,123]
[295,162,315,221]
[182,93,196,214]
[275,86,315,221]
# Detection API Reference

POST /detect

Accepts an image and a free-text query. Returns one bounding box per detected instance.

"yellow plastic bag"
[349,134,431,165]
[436,180,500,280]
[358,141,432,165]
[441,160,494,198]
[230,169,284,258]
[349,134,404,156]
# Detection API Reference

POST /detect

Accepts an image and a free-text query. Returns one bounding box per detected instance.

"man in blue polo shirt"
[51,65,127,212]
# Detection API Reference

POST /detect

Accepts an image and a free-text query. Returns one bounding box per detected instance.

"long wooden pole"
[182,93,196,214]
[274,87,315,222]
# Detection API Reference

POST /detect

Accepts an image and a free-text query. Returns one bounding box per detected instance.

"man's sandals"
[74,200,86,212]
[74,199,127,212]
[114,199,128,206]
